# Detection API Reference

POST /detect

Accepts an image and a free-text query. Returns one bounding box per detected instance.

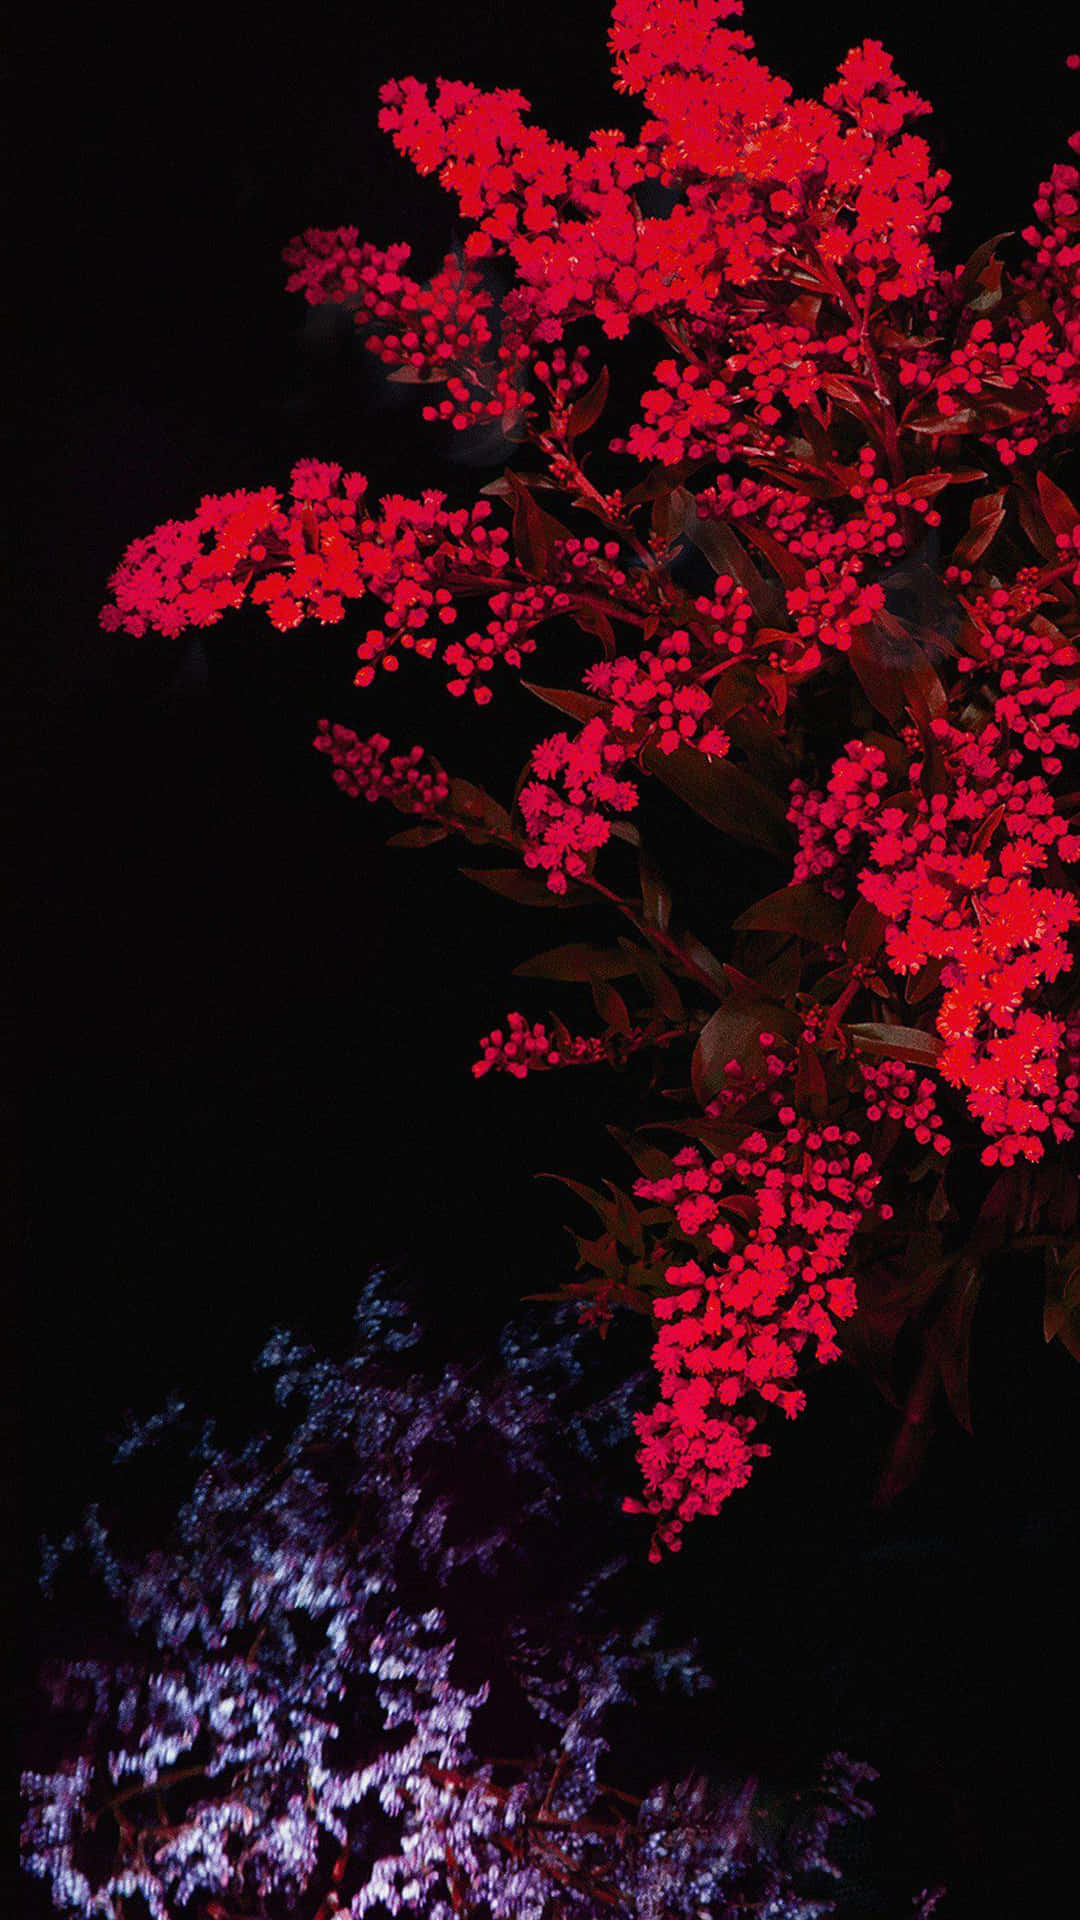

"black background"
[9,3,1079,1912]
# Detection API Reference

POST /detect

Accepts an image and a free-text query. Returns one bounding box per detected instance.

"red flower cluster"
[283,228,537,429]
[100,467,365,639]
[470,1006,622,1082]
[612,358,746,466]
[519,718,640,894]
[626,1045,883,1557]
[858,1059,952,1156]
[311,721,449,809]
[584,627,734,755]
[472,1013,611,1079]
[791,711,1080,1164]
[924,314,1080,467]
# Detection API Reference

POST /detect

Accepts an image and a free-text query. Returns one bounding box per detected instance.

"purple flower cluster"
[23,1270,940,1918]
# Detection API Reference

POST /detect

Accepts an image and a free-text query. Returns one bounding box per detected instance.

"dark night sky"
[8,4,1079,1912]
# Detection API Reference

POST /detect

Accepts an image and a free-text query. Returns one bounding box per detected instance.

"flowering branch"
[92,0,1080,1552]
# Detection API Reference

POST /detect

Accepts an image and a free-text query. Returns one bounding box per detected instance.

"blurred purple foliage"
[22,1268,941,1918]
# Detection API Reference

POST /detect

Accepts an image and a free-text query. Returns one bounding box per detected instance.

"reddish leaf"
[385,822,449,847]
[847,1022,944,1067]
[903,468,986,499]
[738,521,809,591]
[796,1040,829,1119]
[566,365,610,440]
[953,488,1007,567]
[637,846,673,934]
[754,937,805,1004]
[627,948,685,1021]
[1043,1247,1080,1361]
[1014,480,1061,561]
[571,604,616,655]
[1035,469,1080,538]
[844,897,887,961]
[958,231,1014,305]
[505,471,569,579]
[705,661,761,726]
[513,943,641,982]
[755,665,789,719]
[535,1172,610,1223]
[787,292,823,329]
[649,486,681,550]
[927,1261,984,1432]
[460,866,591,907]
[603,1179,645,1254]
[622,460,702,509]
[385,365,443,385]
[819,371,870,412]
[679,507,782,622]
[848,623,948,728]
[448,776,514,841]
[904,958,945,1007]
[674,931,728,995]
[521,681,608,724]
[591,978,633,1034]
[642,741,791,855]
[733,881,845,945]
[480,473,561,497]
[904,405,980,435]
[745,452,847,501]
[691,1001,773,1106]
[606,1124,675,1182]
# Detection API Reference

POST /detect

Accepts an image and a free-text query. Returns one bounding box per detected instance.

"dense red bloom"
[626,1051,883,1557]
[519,718,640,893]
[791,701,1080,1164]
[99,0,1080,1556]
[584,626,735,755]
